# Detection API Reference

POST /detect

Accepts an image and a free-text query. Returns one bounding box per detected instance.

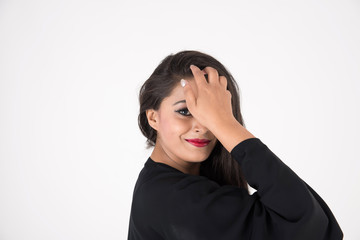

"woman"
[128,50,343,239]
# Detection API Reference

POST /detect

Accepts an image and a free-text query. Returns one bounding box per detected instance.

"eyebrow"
[172,100,186,106]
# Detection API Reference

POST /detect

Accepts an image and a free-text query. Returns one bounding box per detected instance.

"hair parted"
[138,50,248,190]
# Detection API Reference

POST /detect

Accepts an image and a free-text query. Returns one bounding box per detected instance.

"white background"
[1,0,359,239]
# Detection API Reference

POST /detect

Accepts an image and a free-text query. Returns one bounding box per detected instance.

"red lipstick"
[185,138,211,147]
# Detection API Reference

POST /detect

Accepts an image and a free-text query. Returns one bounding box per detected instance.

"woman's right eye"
[176,108,192,116]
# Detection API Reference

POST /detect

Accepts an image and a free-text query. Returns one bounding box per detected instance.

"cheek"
[159,116,190,140]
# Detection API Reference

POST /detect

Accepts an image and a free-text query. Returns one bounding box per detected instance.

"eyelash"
[175,108,192,117]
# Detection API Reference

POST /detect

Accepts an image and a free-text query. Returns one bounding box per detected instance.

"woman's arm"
[231,137,342,239]
[154,137,343,239]
[175,65,343,239]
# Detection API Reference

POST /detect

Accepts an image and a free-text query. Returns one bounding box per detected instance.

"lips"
[185,138,211,147]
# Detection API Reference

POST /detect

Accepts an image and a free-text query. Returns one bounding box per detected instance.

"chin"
[182,152,211,163]
[180,147,216,163]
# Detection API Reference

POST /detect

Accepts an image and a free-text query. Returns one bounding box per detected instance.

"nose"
[192,118,209,133]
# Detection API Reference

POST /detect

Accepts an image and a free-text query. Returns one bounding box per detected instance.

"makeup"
[185,138,211,147]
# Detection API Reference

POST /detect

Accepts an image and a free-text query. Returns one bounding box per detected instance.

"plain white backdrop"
[0,0,359,239]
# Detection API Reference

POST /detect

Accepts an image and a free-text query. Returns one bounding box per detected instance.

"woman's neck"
[150,143,200,175]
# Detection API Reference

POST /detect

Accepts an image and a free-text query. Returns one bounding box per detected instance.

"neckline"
[146,157,185,174]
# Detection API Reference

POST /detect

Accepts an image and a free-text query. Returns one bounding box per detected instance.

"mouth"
[185,138,211,148]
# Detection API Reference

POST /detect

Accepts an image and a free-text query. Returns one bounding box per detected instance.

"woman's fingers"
[219,76,227,90]
[191,65,224,88]
[180,65,235,134]
[202,66,219,85]
[189,65,208,89]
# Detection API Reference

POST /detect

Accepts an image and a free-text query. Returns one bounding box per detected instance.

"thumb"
[181,79,196,111]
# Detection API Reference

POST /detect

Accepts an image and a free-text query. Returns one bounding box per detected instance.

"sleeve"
[158,138,343,240]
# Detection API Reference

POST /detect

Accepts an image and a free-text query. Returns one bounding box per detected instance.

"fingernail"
[190,64,194,69]
[180,79,187,87]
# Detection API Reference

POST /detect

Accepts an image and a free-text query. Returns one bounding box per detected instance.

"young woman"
[128,50,343,239]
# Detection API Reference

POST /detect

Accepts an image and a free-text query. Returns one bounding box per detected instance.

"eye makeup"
[175,108,192,117]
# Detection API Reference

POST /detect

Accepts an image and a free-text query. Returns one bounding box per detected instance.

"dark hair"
[138,50,248,190]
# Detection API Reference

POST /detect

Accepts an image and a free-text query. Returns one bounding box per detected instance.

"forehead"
[167,84,185,101]
[163,78,195,104]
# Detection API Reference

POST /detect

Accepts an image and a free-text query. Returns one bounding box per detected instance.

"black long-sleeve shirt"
[128,138,343,239]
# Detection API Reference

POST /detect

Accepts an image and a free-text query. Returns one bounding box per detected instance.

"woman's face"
[147,80,217,174]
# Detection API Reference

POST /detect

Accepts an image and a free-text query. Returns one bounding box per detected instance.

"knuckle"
[204,66,218,75]
[226,90,232,98]
[220,76,227,84]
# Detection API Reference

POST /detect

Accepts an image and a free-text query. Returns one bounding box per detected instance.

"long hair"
[138,50,248,190]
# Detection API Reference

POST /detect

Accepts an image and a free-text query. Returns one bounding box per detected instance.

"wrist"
[211,117,256,152]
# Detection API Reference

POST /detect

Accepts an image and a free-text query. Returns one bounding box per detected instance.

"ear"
[146,109,159,131]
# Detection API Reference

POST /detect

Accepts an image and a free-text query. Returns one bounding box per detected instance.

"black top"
[128,138,343,239]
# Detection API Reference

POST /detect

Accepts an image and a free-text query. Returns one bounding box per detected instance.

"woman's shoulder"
[134,158,216,195]
[132,158,247,210]
[130,158,214,220]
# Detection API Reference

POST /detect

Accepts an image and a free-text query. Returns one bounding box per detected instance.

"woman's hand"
[182,65,235,132]
[182,65,255,152]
